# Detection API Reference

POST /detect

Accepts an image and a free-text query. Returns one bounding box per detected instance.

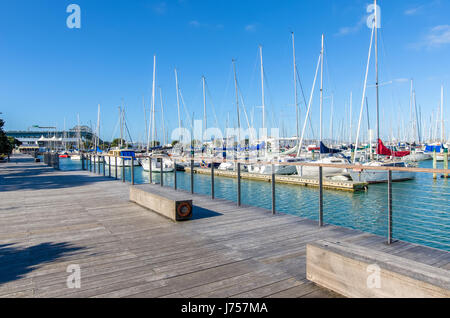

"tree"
[171,140,179,147]
[8,136,22,148]
[0,119,12,155]
[111,138,126,148]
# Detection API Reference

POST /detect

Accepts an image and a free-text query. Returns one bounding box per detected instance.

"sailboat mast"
[119,105,123,149]
[259,45,265,133]
[319,34,324,158]
[175,68,182,132]
[151,55,156,148]
[292,32,299,142]
[160,87,166,146]
[375,0,380,144]
[232,59,241,145]
[202,76,207,143]
[441,85,444,142]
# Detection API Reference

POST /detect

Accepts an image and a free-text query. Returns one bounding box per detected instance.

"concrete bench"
[130,184,193,222]
[306,240,450,298]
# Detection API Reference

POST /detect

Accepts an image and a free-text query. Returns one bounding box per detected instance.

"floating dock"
[185,167,368,192]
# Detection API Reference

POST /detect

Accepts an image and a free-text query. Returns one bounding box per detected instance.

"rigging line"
[296,67,316,140]
[122,110,134,144]
[205,80,220,129]
[179,90,192,130]
[110,116,120,145]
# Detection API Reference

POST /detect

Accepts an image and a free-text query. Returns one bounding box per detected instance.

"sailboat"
[349,0,415,183]
[139,55,174,172]
[70,114,83,160]
[295,34,349,178]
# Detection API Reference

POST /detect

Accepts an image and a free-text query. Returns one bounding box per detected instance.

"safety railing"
[80,152,450,251]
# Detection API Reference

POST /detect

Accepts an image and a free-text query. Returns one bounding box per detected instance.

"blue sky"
[1,0,449,143]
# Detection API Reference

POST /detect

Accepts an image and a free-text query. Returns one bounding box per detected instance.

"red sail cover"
[377,139,410,157]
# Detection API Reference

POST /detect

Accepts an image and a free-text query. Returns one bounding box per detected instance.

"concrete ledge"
[306,240,450,298]
[130,184,193,222]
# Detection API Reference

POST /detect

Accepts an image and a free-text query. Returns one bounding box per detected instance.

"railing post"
[237,162,241,206]
[149,157,153,184]
[93,155,96,173]
[97,155,101,174]
[89,155,92,172]
[122,157,125,183]
[81,154,84,170]
[115,156,118,180]
[108,156,111,177]
[103,156,106,176]
[173,159,177,190]
[131,156,134,185]
[272,164,276,215]
[319,166,323,227]
[211,161,215,200]
[190,159,194,194]
[160,158,163,187]
[433,150,437,179]
[388,170,393,245]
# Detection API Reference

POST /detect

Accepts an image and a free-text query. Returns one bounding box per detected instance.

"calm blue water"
[58,158,450,252]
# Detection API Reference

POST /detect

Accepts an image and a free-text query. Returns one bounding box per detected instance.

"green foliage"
[0,119,12,155]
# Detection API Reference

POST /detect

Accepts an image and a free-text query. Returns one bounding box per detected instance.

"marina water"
[57,158,450,252]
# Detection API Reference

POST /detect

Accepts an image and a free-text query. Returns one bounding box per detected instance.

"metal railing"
[43,152,59,170]
[79,153,450,251]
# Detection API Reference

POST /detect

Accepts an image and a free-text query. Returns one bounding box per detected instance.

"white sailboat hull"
[139,158,174,172]
[349,169,415,183]
[104,156,139,167]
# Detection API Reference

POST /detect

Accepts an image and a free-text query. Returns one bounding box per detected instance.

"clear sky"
[1,0,449,143]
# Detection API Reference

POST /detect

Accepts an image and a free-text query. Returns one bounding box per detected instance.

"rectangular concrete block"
[130,185,192,222]
[306,240,450,298]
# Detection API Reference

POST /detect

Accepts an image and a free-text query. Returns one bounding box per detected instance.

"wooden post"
[388,170,393,245]
[103,156,106,176]
[81,154,85,170]
[319,166,323,227]
[93,155,96,173]
[108,156,111,177]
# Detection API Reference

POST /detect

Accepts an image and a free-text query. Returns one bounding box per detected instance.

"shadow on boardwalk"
[0,243,84,285]
[0,165,113,192]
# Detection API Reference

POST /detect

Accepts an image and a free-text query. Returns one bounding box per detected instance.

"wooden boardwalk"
[0,155,449,298]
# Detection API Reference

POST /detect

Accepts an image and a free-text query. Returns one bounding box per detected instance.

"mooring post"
[122,158,125,183]
[190,159,194,194]
[237,162,241,206]
[319,166,323,227]
[98,155,101,174]
[131,156,135,185]
[108,156,111,177]
[388,170,393,244]
[89,155,92,172]
[93,155,96,173]
[160,158,163,187]
[103,156,106,176]
[211,160,215,200]
[173,159,177,190]
[115,157,118,180]
[81,154,84,170]
[272,164,276,215]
